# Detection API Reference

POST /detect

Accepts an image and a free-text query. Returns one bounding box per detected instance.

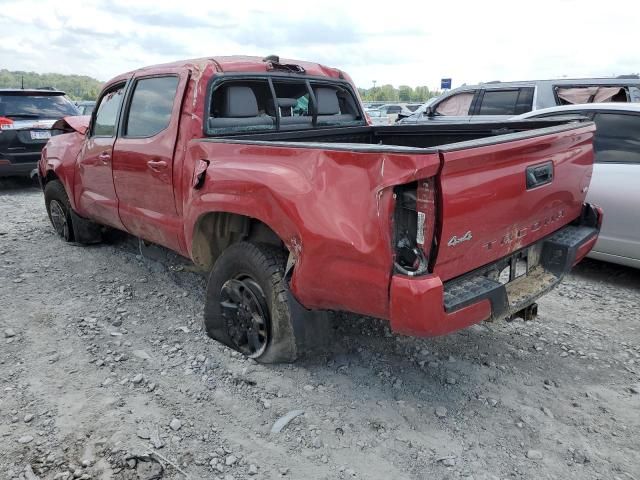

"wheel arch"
[191,211,288,270]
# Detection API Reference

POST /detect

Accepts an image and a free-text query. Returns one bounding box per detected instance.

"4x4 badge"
[447,231,473,247]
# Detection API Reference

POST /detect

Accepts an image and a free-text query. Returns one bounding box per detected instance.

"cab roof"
[106,55,346,86]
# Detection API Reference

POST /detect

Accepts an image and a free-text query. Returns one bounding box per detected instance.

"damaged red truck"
[38,56,602,362]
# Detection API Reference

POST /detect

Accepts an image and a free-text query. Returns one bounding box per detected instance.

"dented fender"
[182,139,440,319]
[38,129,86,211]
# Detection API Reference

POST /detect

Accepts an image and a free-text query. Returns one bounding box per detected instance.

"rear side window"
[0,94,78,119]
[435,92,474,116]
[476,88,534,115]
[125,76,179,137]
[92,85,125,137]
[556,86,629,105]
[386,105,402,113]
[593,113,640,164]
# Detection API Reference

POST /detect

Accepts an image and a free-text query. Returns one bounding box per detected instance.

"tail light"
[393,178,436,276]
[0,117,14,130]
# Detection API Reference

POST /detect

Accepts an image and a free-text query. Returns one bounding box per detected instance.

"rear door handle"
[147,160,168,171]
[98,151,111,163]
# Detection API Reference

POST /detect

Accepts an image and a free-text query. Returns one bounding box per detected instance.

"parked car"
[75,100,96,116]
[399,76,640,124]
[366,108,390,125]
[38,55,601,362]
[0,88,79,177]
[515,103,640,268]
[376,103,416,121]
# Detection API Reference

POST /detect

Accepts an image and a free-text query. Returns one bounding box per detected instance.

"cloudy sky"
[1,0,637,90]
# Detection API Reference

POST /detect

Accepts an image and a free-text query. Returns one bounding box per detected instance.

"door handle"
[98,151,111,163]
[526,162,553,189]
[147,159,168,171]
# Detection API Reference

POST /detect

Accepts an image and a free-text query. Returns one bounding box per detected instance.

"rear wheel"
[204,242,331,363]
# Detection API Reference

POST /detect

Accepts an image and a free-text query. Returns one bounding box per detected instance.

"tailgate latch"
[526,161,553,189]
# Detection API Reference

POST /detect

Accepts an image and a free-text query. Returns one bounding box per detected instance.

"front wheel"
[44,180,74,242]
[204,242,331,363]
[44,180,103,244]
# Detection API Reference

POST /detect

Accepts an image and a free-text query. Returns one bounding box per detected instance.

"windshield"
[407,96,441,118]
[0,94,79,118]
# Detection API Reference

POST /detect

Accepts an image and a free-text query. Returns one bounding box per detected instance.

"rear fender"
[183,140,441,319]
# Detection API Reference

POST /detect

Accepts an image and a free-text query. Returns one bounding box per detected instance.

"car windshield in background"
[0,93,79,118]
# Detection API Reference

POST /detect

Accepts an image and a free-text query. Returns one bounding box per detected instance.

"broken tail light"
[393,179,436,276]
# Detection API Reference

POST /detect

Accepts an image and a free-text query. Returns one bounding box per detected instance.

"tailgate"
[433,123,595,282]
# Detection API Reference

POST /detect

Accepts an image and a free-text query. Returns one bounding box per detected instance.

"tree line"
[0,69,440,104]
[358,84,441,103]
[0,69,103,101]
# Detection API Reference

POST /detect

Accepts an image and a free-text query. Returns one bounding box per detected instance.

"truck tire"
[44,180,103,244]
[44,180,75,242]
[204,242,331,363]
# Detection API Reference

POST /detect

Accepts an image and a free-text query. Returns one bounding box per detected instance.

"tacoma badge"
[447,231,473,247]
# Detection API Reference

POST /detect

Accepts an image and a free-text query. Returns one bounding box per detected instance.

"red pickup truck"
[38,55,602,362]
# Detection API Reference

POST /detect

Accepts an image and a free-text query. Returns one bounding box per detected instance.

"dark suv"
[0,89,79,177]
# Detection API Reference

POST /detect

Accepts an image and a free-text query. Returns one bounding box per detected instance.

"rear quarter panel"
[183,140,441,319]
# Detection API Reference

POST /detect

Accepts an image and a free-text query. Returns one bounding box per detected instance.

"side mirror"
[425,106,436,117]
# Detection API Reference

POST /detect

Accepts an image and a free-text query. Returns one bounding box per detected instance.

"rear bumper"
[0,160,38,178]
[389,203,602,337]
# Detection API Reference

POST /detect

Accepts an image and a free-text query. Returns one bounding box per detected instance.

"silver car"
[515,103,640,268]
[401,77,640,124]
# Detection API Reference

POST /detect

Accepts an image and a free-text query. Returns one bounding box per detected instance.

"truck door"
[112,71,189,252]
[76,82,127,229]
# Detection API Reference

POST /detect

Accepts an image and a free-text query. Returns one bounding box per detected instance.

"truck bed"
[189,119,596,329]
[198,118,580,149]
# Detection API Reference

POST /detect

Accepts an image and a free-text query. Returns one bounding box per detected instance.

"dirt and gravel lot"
[1,178,639,480]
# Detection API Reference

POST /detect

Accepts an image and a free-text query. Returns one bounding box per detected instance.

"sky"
[1,0,638,91]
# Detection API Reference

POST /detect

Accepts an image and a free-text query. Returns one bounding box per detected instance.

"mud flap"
[286,287,334,358]
[70,210,103,244]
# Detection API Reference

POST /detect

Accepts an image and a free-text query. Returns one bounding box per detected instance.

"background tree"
[359,84,440,103]
[0,69,103,100]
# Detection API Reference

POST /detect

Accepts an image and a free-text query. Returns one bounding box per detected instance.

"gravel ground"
[1,178,639,480]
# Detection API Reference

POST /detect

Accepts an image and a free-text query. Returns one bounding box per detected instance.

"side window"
[386,105,402,113]
[92,84,125,137]
[125,76,179,137]
[556,86,629,105]
[477,90,520,115]
[435,92,475,116]
[593,113,640,164]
